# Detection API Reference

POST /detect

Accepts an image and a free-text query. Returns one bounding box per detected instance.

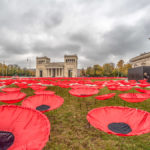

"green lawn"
[2,84,150,150]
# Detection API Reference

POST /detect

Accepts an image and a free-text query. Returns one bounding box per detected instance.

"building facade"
[36,55,78,77]
[129,52,150,68]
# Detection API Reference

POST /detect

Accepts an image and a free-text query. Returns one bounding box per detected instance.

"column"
[46,69,48,77]
[62,68,63,77]
[59,68,61,77]
[58,68,60,77]
[60,68,62,77]
[47,69,49,77]
[50,68,51,77]
[48,69,50,77]
[52,68,54,77]
[54,68,55,77]
[57,68,59,77]
[56,68,57,77]
[51,68,52,77]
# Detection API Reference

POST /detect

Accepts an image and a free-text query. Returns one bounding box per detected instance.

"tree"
[112,68,119,77]
[117,60,124,77]
[86,67,92,76]
[0,64,35,77]
[86,67,95,77]
[93,65,103,76]
[122,63,132,76]
[103,63,114,76]
[117,60,124,69]
[80,68,86,77]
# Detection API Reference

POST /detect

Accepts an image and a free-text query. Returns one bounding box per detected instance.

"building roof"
[64,54,78,58]
[130,52,150,62]
[36,56,50,59]
[45,62,64,68]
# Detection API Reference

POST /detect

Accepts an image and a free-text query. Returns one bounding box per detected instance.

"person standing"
[144,72,149,81]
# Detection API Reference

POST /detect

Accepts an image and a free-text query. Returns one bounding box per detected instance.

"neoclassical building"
[36,55,78,77]
[129,52,150,68]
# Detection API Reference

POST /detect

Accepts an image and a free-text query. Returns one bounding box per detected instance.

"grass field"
[2,83,150,150]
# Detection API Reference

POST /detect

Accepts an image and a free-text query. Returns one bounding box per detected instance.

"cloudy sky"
[0,0,150,68]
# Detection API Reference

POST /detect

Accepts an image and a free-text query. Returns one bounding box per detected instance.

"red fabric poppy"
[3,81,14,86]
[97,86,104,90]
[135,88,147,93]
[87,106,150,136]
[142,89,150,94]
[15,83,28,89]
[119,93,150,103]
[95,93,116,100]
[34,90,55,95]
[117,86,132,91]
[1,88,21,93]
[69,88,99,97]
[0,92,26,103]
[70,84,90,89]
[107,86,118,91]
[59,84,70,88]
[22,95,64,113]
[0,83,4,86]
[29,85,47,91]
[135,89,150,94]
[0,105,50,150]
[138,80,147,84]
[138,83,150,88]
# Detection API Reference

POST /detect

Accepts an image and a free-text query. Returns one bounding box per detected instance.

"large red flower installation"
[0,92,26,103]
[58,84,70,88]
[29,85,47,91]
[1,88,21,93]
[22,95,64,113]
[70,84,90,89]
[87,106,150,136]
[69,88,99,97]
[107,86,118,91]
[95,93,116,100]
[135,88,146,93]
[0,105,50,150]
[15,83,28,89]
[119,93,150,103]
[137,89,150,94]
[138,83,150,88]
[117,86,132,91]
[34,90,55,95]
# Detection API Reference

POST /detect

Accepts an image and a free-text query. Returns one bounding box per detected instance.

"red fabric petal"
[0,105,50,149]
[87,106,150,136]
[22,95,64,113]
[119,93,150,103]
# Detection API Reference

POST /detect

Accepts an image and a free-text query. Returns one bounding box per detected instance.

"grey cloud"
[43,12,63,29]
[106,0,150,16]
[33,41,81,57]
[70,32,92,44]
[69,15,150,66]
[0,0,150,68]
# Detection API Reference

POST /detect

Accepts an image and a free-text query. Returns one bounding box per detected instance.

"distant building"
[129,52,150,68]
[36,55,78,77]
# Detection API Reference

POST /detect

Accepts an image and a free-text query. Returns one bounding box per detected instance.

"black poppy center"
[108,122,132,134]
[36,105,50,111]
[0,131,15,150]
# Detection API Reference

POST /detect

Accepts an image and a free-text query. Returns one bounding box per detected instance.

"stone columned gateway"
[36,55,78,77]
